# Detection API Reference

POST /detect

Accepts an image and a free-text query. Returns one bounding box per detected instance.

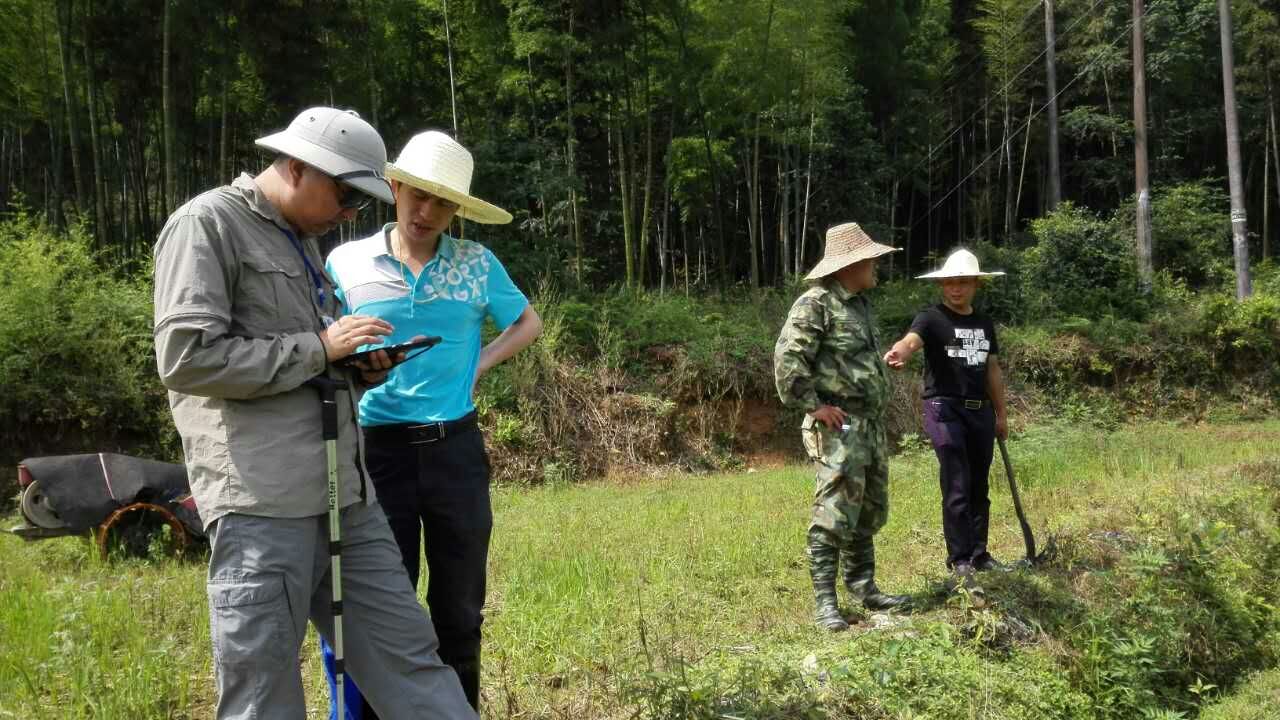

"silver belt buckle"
[964,399,983,410]
[408,422,446,445]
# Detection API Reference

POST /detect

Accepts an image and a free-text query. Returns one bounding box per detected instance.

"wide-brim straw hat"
[916,248,1005,279]
[804,222,900,280]
[255,107,394,205]
[384,131,512,225]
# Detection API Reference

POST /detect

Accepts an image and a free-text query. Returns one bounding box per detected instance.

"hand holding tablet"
[335,336,442,369]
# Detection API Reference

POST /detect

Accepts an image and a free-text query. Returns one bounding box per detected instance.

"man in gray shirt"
[153,106,475,720]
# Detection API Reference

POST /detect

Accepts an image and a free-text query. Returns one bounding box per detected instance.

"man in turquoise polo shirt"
[323,130,542,717]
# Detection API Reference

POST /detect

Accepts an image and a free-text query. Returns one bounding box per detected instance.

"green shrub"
[0,214,176,473]
[871,277,936,334]
[1025,203,1148,320]
[600,288,784,401]
[1151,182,1233,289]
[969,239,1032,323]
[1252,260,1280,296]
[1199,668,1280,720]
[1068,495,1280,719]
[1111,181,1233,289]
[999,265,1280,416]
[1195,292,1280,373]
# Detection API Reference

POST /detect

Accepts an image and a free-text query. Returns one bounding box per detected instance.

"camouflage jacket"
[774,280,891,417]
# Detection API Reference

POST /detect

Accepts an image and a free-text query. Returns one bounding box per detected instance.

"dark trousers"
[922,397,995,568]
[354,417,493,716]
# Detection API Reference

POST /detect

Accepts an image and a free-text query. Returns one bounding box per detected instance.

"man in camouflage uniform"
[775,222,910,631]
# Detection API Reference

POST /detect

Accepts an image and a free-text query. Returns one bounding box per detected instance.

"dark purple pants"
[922,397,996,568]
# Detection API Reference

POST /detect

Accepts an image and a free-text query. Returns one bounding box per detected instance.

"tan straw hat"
[255,107,394,204]
[916,248,1005,279]
[385,131,512,225]
[804,222,900,280]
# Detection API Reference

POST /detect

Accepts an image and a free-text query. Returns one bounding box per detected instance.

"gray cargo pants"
[206,502,476,720]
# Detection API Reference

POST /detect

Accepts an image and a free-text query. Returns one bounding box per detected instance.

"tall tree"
[82,0,107,241]
[1133,0,1154,291]
[161,0,175,212]
[55,0,85,215]
[1236,0,1280,262]
[1044,0,1062,209]
[973,0,1039,239]
[1217,0,1252,299]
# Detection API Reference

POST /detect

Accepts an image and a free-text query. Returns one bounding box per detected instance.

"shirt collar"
[231,173,296,233]
[379,223,456,262]
[824,278,860,304]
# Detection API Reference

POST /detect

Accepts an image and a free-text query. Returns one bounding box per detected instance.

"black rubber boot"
[808,531,850,631]
[842,542,911,611]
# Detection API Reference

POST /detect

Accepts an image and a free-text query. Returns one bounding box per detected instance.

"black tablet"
[335,336,442,369]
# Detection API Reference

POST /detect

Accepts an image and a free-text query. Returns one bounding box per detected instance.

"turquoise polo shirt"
[325,224,529,425]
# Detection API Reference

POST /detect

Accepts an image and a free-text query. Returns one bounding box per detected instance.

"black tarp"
[21,454,202,535]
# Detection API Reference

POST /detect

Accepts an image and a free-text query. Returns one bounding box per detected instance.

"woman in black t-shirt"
[884,249,1009,577]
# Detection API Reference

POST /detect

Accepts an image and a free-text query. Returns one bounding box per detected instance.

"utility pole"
[1044,0,1061,210]
[1217,0,1252,299]
[1133,0,1153,291]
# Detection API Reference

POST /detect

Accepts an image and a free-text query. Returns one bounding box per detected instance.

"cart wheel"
[20,479,68,529]
[96,503,190,561]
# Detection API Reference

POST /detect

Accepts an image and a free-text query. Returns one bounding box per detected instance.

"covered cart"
[9,453,204,559]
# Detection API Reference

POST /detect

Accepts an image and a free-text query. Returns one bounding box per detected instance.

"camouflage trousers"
[801,413,890,553]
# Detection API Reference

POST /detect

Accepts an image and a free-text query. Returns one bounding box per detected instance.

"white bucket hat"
[805,222,900,280]
[916,248,1005,279]
[384,131,513,225]
[255,107,394,205]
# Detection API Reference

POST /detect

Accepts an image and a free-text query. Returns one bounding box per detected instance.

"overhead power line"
[910,0,1166,233]
[901,0,1110,183]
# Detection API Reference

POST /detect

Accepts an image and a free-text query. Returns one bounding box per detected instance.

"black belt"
[817,396,873,414]
[364,412,479,445]
[932,396,987,410]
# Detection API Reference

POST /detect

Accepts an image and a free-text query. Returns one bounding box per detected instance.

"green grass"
[1199,667,1280,720]
[2,419,1278,718]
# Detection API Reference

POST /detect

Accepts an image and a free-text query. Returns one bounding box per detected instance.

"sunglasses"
[323,169,382,211]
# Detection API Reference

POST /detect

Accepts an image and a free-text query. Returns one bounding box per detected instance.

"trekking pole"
[306,375,349,720]
[997,436,1038,565]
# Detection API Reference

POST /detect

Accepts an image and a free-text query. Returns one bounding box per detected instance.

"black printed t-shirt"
[909,304,999,400]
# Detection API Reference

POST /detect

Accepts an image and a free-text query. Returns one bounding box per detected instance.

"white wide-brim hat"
[805,222,900,280]
[384,131,512,225]
[916,248,1005,279]
[255,107,394,205]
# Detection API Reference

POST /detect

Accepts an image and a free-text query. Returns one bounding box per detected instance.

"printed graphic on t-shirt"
[423,241,492,303]
[945,328,991,367]
[333,235,496,310]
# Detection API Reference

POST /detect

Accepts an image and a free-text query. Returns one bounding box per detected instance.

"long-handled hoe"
[997,436,1055,567]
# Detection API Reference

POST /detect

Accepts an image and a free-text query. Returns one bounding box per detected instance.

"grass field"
[2,419,1278,718]
[1199,667,1280,720]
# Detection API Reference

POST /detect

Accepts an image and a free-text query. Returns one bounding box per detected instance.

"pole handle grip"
[305,376,349,441]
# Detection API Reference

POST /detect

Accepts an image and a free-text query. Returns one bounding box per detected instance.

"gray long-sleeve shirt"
[153,174,370,528]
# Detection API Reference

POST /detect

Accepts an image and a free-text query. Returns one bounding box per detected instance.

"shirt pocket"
[236,252,308,332]
[827,314,870,354]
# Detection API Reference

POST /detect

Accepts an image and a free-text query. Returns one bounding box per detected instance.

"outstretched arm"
[883,331,924,369]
